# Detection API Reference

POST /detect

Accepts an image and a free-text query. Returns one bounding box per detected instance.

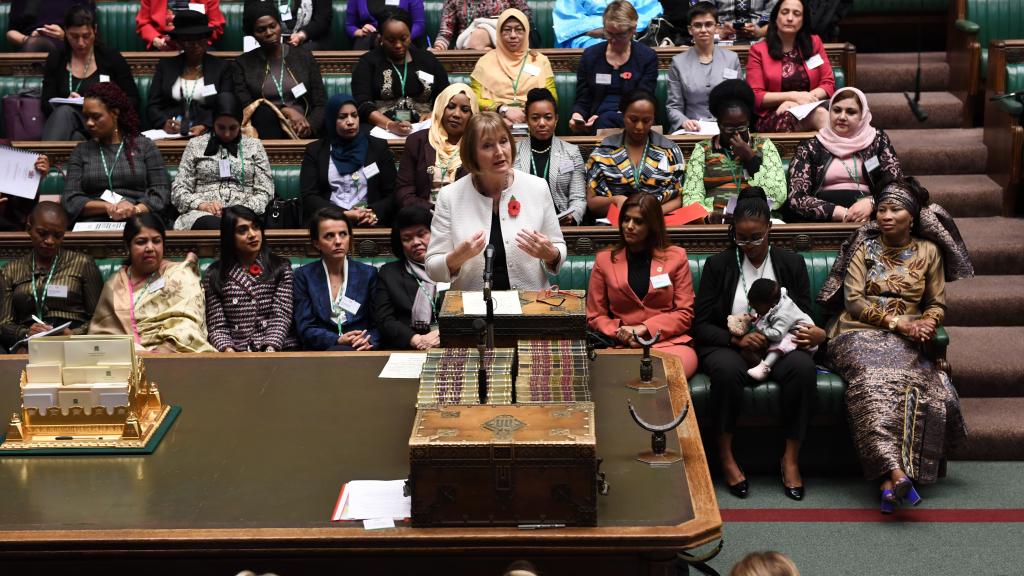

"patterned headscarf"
[817,180,975,310]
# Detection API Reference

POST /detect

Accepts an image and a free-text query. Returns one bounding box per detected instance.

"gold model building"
[2,335,172,450]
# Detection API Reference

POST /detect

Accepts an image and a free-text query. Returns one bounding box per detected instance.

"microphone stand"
[483,245,495,350]
[473,318,488,404]
[904,0,928,122]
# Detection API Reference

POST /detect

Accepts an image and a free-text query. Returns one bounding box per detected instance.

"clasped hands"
[106,200,143,220]
[775,91,821,115]
[411,330,441,350]
[895,317,937,342]
[338,329,373,351]
[280,107,312,138]
[346,206,378,226]
[832,197,874,223]
[199,200,224,217]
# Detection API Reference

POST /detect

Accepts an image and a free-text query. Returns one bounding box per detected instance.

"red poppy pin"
[508,195,521,217]
[621,71,633,80]
[249,263,263,276]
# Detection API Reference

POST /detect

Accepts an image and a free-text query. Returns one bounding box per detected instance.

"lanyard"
[67,52,92,95]
[99,141,125,193]
[736,251,768,314]
[30,252,60,320]
[180,69,203,115]
[127,270,157,346]
[413,276,440,321]
[323,259,347,333]
[439,154,457,183]
[390,59,409,99]
[630,139,650,191]
[510,55,529,103]
[530,152,550,181]
[266,57,289,102]
[720,147,745,191]
[221,139,245,184]
[841,155,860,186]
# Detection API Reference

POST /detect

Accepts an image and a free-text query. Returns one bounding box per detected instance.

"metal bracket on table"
[627,330,666,391]
[627,399,689,466]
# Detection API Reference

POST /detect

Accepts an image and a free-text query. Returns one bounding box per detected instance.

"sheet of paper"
[556,207,576,220]
[9,322,72,352]
[331,480,410,521]
[672,120,720,136]
[0,146,42,200]
[48,96,84,106]
[462,290,523,316]
[378,352,427,379]
[72,221,126,232]
[363,518,396,530]
[786,99,827,121]
[141,129,184,141]
[369,120,431,140]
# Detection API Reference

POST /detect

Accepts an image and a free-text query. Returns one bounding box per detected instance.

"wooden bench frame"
[983,39,1024,216]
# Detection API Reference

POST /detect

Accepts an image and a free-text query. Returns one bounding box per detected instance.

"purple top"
[7,0,95,35]
[345,0,426,40]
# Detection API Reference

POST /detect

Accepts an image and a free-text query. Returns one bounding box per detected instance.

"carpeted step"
[916,175,1004,218]
[945,276,1024,327]
[856,52,949,93]
[955,217,1024,275]
[865,92,963,130]
[888,128,987,175]
[946,327,1024,397]
[950,397,1024,460]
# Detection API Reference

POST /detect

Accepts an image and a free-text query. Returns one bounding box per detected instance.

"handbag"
[2,89,44,140]
[263,196,303,229]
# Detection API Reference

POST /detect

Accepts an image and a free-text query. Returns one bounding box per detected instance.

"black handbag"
[263,197,303,229]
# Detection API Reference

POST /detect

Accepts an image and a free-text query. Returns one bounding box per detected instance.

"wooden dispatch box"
[438,290,586,347]
[408,403,598,527]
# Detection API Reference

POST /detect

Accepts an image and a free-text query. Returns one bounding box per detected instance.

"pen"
[31,315,47,326]
[427,34,432,47]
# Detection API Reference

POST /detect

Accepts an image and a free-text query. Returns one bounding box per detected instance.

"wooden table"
[0,351,720,575]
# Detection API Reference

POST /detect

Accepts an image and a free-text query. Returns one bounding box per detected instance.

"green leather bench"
[957,0,1024,80]
[39,165,304,200]
[850,0,947,12]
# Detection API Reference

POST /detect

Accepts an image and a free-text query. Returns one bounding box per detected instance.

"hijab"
[469,9,554,106]
[815,87,877,158]
[427,83,479,184]
[204,92,243,157]
[325,93,369,175]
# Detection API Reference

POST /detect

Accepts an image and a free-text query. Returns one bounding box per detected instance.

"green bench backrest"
[1007,63,1024,94]
[851,0,946,12]
[97,2,147,52]
[967,0,1024,77]
[0,3,10,53]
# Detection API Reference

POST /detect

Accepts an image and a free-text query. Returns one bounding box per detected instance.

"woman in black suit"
[374,205,442,350]
[145,10,233,137]
[300,93,397,227]
[692,187,827,502]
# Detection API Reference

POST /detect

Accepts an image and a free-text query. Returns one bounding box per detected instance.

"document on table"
[786,100,827,121]
[672,120,720,136]
[142,129,184,141]
[0,146,42,199]
[369,120,431,140]
[48,96,84,106]
[331,479,410,521]
[72,221,126,232]
[9,322,72,352]
[378,352,427,379]
[462,290,523,315]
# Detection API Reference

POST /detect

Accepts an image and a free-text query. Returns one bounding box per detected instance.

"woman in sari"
[818,176,974,514]
[89,213,215,353]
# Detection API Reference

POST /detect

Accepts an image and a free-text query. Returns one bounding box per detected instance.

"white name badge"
[523,63,541,77]
[650,273,671,289]
[723,68,739,80]
[291,83,307,98]
[202,83,218,97]
[100,189,123,205]
[595,73,612,85]
[339,295,361,315]
[279,5,293,20]
[417,70,434,84]
[148,277,166,293]
[188,3,206,14]
[436,281,451,292]
[243,35,259,53]
[219,158,233,179]
[385,0,401,5]
[864,155,880,172]
[805,54,825,70]
[362,162,380,179]
[99,74,110,83]
[47,284,69,298]
[658,155,669,172]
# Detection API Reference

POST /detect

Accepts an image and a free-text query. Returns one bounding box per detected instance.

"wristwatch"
[887,316,899,332]
[498,105,509,117]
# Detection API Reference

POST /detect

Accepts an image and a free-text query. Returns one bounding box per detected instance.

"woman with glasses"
[145,10,232,138]
[666,3,742,134]
[569,0,658,133]
[554,0,661,49]
[470,9,556,127]
[431,0,531,51]
[682,79,787,222]
[693,186,825,501]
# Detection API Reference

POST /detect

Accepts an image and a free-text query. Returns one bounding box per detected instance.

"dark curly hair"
[708,79,755,121]
[84,82,141,172]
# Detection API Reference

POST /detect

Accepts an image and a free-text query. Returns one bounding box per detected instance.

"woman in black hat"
[230,1,327,139]
[170,92,275,230]
[145,9,233,137]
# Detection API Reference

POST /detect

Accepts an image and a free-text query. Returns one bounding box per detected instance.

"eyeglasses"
[688,22,716,30]
[605,29,634,40]
[734,232,768,246]
[500,26,526,37]
[719,124,750,134]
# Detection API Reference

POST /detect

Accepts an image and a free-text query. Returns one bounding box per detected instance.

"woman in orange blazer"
[586,192,698,378]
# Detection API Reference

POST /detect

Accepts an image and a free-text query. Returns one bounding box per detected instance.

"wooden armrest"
[926,325,950,375]
[954,19,980,34]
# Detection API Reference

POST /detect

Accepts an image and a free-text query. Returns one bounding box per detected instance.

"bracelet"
[385,121,392,132]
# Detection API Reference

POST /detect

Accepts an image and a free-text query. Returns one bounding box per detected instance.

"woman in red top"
[136,0,225,50]
[745,0,833,133]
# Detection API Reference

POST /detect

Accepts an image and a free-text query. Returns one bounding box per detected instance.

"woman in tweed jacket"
[202,206,297,352]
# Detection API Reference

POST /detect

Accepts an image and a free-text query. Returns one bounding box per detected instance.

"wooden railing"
[983,39,1024,216]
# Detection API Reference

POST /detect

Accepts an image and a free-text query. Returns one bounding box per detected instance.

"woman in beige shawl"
[89,213,215,353]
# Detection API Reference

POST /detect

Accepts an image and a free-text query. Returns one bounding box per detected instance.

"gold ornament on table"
[1,336,172,451]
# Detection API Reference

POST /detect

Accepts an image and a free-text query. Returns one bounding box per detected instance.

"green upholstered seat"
[323,75,353,98]
[964,0,1024,80]
[215,2,246,51]
[97,2,147,52]
[40,164,305,200]
[329,2,351,50]
[0,3,10,53]
[850,0,947,12]
[531,0,556,49]
[424,1,443,46]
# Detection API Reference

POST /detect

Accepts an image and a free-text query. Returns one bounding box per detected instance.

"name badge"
[202,84,218,97]
[523,63,541,76]
[864,155,880,172]
[650,273,671,289]
[148,277,166,293]
[219,158,233,179]
[658,155,669,172]
[394,109,413,122]
[339,295,361,315]
[243,35,259,53]
[100,189,123,204]
[291,83,307,98]
[187,3,206,14]
[47,284,69,298]
[436,281,451,292]
[595,73,612,85]
[805,54,825,70]
[723,68,739,80]
[416,70,434,84]
[362,162,380,179]
[99,74,110,83]
[279,4,293,20]
[385,0,401,5]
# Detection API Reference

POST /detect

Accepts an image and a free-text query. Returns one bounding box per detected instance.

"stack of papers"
[331,480,410,524]
[369,120,431,140]
[672,120,720,136]
[142,129,184,141]
[786,100,827,121]
[462,290,523,315]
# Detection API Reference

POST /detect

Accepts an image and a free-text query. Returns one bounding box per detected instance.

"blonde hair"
[730,552,800,576]
[603,0,639,30]
[459,112,516,174]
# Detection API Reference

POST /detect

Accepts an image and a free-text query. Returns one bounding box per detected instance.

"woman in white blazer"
[425,112,567,291]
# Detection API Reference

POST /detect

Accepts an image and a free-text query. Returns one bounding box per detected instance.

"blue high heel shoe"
[894,477,922,506]
[880,489,899,514]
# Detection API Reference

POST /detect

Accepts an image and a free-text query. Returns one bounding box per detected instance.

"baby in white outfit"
[745,278,817,381]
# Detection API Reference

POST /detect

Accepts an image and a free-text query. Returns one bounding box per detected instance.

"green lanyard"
[736,251,768,314]
[324,260,347,333]
[439,154,456,183]
[266,57,288,102]
[841,155,860,186]
[510,55,529,103]
[180,70,202,116]
[630,139,650,191]
[413,276,440,321]
[720,148,745,191]
[390,59,409,99]
[67,53,92,95]
[30,252,60,320]
[99,141,126,193]
[530,152,550,181]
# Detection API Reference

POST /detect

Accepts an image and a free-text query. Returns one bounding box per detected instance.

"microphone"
[990,91,1024,100]
[483,244,495,282]
[904,92,928,122]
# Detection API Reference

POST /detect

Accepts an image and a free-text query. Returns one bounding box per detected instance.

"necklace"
[530,144,551,154]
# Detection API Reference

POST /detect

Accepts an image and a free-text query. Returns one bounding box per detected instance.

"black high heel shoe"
[780,461,804,501]
[726,466,749,499]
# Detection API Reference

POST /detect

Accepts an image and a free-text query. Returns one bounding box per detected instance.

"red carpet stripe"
[720,508,1024,523]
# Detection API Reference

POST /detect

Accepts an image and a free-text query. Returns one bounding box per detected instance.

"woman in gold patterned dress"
[817,176,974,514]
